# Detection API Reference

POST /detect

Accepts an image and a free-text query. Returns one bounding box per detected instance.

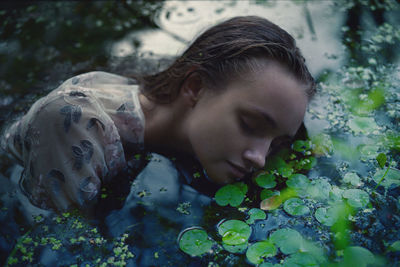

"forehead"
[223,61,308,136]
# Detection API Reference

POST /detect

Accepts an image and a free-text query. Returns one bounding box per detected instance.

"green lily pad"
[342,189,370,208]
[215,183,247,207]
[388,240,400,252]
[329,186,344,202]
[292,140,311,153]
[286,174,310,195]
[178,228,213,257]
[218,220,251,246]
[343,246,375,267]
[284,198,310,216]
[307,179,332,201]
[246,241,277,265]
[358,144,380,161]
[222,241,248,254]
[255,173,277,189]
[343,172,362,186]
[270,228,304,255]
[246,208,266,224]
[259,263,274,267]
[315,207,338,227]
[283,252,319,267]
[260,189,280,201]
[348,116,378,135]
[265,155,287,172]
[311,133,333,156]
[372,168,400,188]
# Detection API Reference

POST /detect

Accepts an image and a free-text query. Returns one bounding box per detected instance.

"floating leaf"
[292,140,311,152]
[255,173,276,189]
[376,153,387,168]
[342,189,369,208]
[388,241,400,252]
[260,195,282,211]
[315,207,338,226]
[283,198,310,216]
[311,133,333,156]
[222,242,248,254]
[265,155,286,172]
[284,252,319,266]
[246,208,266,224]
[260,189,280,201]
[215,184,245,207]
[246,241,276,265]
[269,228,304,255]
[343,172,362,186]
[307,179,332,201]
[286,174,310,194]
[372,168,400,188]
[178,228,213,257]
[348,116,378,135]
[342,246,375,267]
[218,220,251,246]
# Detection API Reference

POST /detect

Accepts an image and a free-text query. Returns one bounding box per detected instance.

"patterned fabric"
[1,71,145,211]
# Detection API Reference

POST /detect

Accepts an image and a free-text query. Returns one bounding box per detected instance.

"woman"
[1,16,316,212]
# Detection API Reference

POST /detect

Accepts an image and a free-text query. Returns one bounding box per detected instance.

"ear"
[181,70,204,107]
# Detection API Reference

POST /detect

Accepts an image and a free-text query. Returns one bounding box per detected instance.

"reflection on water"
[112,0,346,75]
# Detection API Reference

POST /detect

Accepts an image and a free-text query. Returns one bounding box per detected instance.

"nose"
[243,140,270,169]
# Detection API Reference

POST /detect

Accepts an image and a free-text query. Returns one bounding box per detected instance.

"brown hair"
[138,16,316,103]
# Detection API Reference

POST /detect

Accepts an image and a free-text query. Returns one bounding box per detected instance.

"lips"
[227,161,250,178]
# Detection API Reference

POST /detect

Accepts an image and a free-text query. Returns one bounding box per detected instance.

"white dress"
[1,71,145,212]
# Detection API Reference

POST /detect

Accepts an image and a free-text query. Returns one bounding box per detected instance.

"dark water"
[1,1,400,266]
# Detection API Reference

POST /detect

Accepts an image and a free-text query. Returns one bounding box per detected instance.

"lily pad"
[286,174,310,195]
[269,228,304,255]
[348,116,378,135]
[246,208,266,224]
[255,173,277,189]
[283,252,319,267]
[372,168,400,189]
[260,195,282,211]
[343,246,375,267]
[388,240,400,252]
[343,172,362,186]
[315,207,338,227]
[283,198,310,216]
[307,179,332,201]
[260,189,280,201]
[292,140,311,153]
[215,183,247,207]
[246,241,277,265]
[342,189,370,208]
[222,242,248,254]
[218,220,251,246]
[178,228,213,257]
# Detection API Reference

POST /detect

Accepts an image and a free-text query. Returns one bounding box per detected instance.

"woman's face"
[185,61,308,184]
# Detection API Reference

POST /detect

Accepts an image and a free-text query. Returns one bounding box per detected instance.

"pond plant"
[1,0,400,266]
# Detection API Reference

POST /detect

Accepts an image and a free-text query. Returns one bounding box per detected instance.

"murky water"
[1,1,400,266]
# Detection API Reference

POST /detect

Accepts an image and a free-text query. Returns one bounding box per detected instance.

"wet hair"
[138,16,316,104]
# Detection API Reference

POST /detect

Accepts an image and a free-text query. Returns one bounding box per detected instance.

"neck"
[139,93,193,155]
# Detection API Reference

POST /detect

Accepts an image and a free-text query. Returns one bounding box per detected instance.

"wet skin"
[184,61,308,184]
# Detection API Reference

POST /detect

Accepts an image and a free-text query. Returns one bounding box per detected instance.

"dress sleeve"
[2,86,127,212]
